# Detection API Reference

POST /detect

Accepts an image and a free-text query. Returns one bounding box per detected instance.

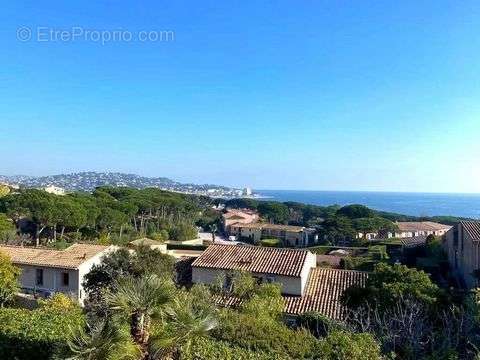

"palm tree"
[65,320,141,360]
[106,275,176,357]
[151,290,218,359]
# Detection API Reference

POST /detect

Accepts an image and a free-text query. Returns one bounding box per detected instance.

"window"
[36,269,43,286]
[266,276,275,283]
[62,272,69,286]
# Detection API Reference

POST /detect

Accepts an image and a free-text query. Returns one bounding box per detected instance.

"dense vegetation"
[0,186,477,359]
[0,187,213,246]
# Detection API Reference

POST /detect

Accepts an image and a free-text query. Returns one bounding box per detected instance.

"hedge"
[0,306,85,359]
[182,337,288,360]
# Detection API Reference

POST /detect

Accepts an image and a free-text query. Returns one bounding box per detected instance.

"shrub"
[182,337,288,360]
[212,309,319,359]
[0,250,21,306]
[0,305,85,359]
[315,331,382,360]
[298,311,344,338]
[260,238,281,247]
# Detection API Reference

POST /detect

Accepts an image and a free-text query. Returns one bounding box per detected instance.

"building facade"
[0,243,114,304]
[229,222,317,247]
[222,209,259,233]
[389,221,451,238]
[443,221,480,288]
[192,244,317,296]
[192,244,367,320]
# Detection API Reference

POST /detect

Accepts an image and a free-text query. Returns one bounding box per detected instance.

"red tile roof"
[191,244,309,277]
[211,268,367,320]
[231,223,305,232]
[284,268,368,319]
[396,221,451,232]
[0,243,111,269]
[461,221,480,241]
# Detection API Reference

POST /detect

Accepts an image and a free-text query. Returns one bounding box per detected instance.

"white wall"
[192,267,305,296]
[17,264,79,299]
[14,246,115,305]
[192,252,317,296]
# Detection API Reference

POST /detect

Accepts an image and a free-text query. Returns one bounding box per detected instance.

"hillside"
[0,172,242,196]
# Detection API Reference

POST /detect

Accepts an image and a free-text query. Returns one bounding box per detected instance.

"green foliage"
[213,308,319,359]
[298,311,344,338]
[315,331,382,360]
[0,251,21,306]
[151,229,169,242]
[337,204,374,219]
[0,185,10,198]
[0,213,14,234]
[181,337,288,360]
[353,216,397,234]
[65,320,141,360]
[343,263,443,311]
[0,303,84,360]
[320,216,356,243]
[212,280,317,359]
[0,186,204,245]
[257,202,290,224]
[83,247,175,319]
[168,222,197,241]
[260,238,281,247]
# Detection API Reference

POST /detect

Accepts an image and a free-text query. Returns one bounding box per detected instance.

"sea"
[256,190,480,219]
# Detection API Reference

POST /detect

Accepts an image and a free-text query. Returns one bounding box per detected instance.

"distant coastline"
[256,189,480,219]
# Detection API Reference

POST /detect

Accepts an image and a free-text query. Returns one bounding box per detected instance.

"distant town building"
[389,221,451,238]
[43,185,66,195]
[358,221,452,240]
[192,244,368,319]
[444,221,480,288]
[229,222,318,247]
[243,187,252,196]
[0,244,114,304]
[222,209,259,233]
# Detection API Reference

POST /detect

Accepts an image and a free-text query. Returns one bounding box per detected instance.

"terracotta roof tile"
[0,243,111,269]
[192,244,308,277]
[400,236,427,248]
[461,221,480,241]
[212,268,368,320]
[284,268,368,320]
[396,221,451,232]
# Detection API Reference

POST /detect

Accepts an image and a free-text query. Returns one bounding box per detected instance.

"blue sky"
[1,1,479,192]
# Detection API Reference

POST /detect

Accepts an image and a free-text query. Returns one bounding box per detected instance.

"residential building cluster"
[222,209,318,247]
[192,244,367,320]
[0,243,114,304]
[357,221,452,240]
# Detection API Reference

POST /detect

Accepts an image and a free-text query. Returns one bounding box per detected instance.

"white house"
[192,244,368,320]
[192,244,317,296]
[0,243,114,304]
[389,221,451,238]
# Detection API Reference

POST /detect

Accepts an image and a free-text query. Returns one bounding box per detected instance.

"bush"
[0,304,85,359]
[182,337,288,360]
[168,223,198,241]
[0,250,21,306]
[212,309,319,358]
[298,311,344,338]
[260,238,281,247]
[315,331,382,360]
